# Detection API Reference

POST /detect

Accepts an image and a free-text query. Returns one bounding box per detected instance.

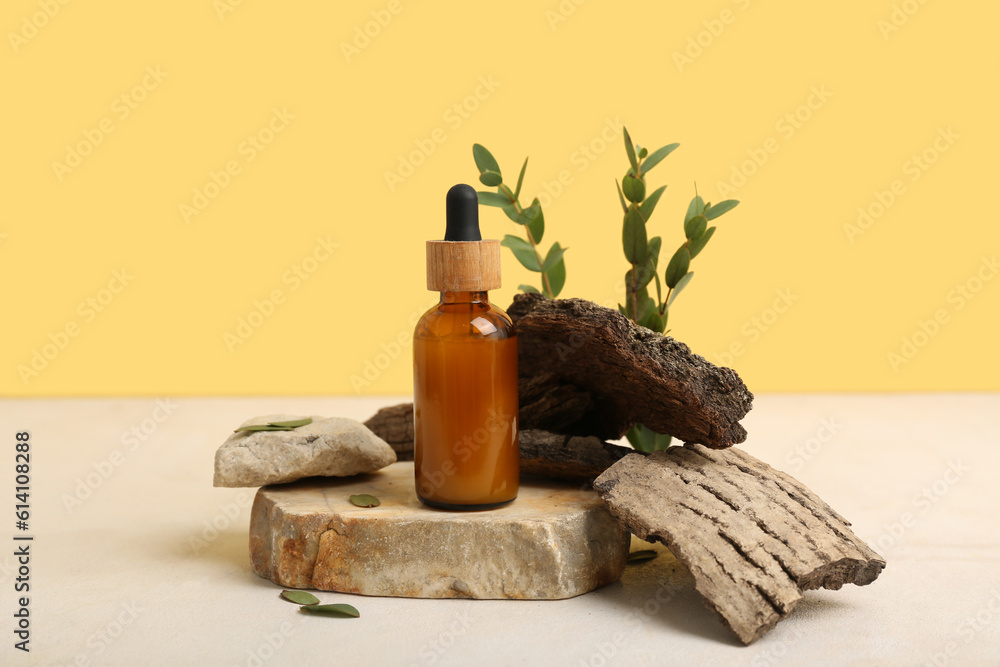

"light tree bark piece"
[214,415,396,487]
[364,404,414,461]
[519,429,637,484]
[507,293,753,448]
[250,462,630,599]
[593,444,886,645]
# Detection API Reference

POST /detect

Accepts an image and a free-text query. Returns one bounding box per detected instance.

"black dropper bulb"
[444,184,482,241]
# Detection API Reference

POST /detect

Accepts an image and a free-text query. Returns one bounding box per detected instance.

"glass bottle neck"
[440,291,489,304]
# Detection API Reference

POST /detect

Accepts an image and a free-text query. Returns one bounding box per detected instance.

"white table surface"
[2,394,998,666]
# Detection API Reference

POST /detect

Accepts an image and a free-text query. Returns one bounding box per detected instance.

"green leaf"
[301,604,360,618]
[234,418,312,433]
[546,256,566,298]
[623,127,639,174]
[622,175,645,204]
[638,147,648,159]
[627,236,661,291]
[349,494,381,508]
[500,201,520,223]
[477,191,511,208]
[667,271,694,307]
[514,157,528,200]
[516,204,540,226]
[615,179,628,214]
[685,195,705,222]
[267,418,312,428]
[518,284,540,294]
[622,207,647,264]
[501,235,542,272]
[705,199,739,221]
[472,144,501,178]
[541,242,566,273]
[639,143,680,175]
[639,185,667,221]
[627,550,658,564]
[640,308,663,333]
[687,226,716,259]
[626,423,673,452]
[684,215,707,241]
[479,170,502,187]
[281,590,320,605]
[664,245,690,288]
[636,288,655,322]
[526,198,544,244]
[618,303,628,317]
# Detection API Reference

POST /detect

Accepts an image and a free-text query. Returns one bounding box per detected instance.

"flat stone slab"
[250,462,630,600]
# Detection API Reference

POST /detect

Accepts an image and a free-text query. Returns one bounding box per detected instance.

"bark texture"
[364,404,414,461]
[519,429,637,484]
[593,444,886,645]
[508,293,752,448]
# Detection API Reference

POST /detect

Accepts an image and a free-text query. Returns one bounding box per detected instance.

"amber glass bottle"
[413,184,519,510]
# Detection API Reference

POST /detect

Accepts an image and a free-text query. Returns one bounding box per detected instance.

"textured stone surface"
[214,415,396,487]
[594,445,886,644]
[250,462,630,599]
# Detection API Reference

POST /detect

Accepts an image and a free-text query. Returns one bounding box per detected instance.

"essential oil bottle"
[413,184,519,510]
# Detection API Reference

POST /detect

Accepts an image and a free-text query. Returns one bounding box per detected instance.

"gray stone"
[214,414,396,488]
[250,462,630,599]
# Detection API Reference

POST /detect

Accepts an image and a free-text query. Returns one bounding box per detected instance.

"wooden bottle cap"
[426,240,501,292]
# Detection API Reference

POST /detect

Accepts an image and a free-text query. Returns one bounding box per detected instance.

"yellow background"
[2,0,997,397]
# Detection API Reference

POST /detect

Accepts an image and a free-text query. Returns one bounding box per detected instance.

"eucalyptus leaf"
[349,494,381,508]
[687,226,716,259]
[235,424,298,433]
[622,207,647,264]
[622,175,645,203]
[267,418,313,428]
[640,308,662,333]
[705,199,739,221]
[500,202,520,223]
[516,204,541,226]
[541,242,566,273]
[615,179,628,214]
[639,143,680,175]
[684,215,707,241]
[639,185,667,221]
[667,271,694,307]
[684,195,705,223]
[301,603,360,618]
[479,170,502,187]
[518,284,540,294]
[623,127,639,174]
[281,590,320,605]
[526,198,544,244]
[477,191,511,208]
[501,235,542,271]
[514,157,528,200]
[664,245,690,288]
[627,550,658,564]
[546,256,566,298]
[472,144,501,178]
[638,146,648,159]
